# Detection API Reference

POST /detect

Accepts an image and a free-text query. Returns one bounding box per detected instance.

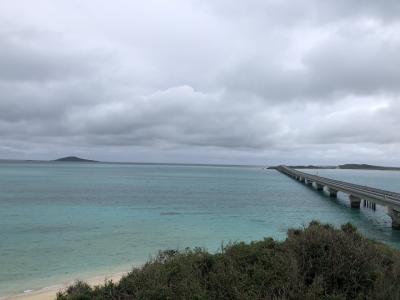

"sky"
[1,0,400,165]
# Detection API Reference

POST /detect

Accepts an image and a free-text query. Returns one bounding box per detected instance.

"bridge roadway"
[276,165,400,229]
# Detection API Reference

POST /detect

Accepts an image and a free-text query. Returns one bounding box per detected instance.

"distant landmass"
[267,165,333,170]
[53,156,98,163]
[280,165,336,169]
[338,164,400,171]
[268,164,400,171]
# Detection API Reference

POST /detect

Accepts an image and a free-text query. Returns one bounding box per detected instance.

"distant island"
[53,156,99,163]
[268,163,400,171]
[338,164,400,170]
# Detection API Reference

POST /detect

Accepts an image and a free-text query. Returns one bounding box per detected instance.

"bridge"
[276,165,400,229]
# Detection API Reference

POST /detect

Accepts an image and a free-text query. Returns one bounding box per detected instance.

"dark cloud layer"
[0,0,400,164]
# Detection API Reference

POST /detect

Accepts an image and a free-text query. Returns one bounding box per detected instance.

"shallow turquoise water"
[1,163,400,297]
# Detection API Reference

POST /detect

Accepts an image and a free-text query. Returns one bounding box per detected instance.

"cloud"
[0,0,399,164]
[0,30,99,82]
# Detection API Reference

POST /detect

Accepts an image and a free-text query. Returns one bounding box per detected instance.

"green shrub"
[57,221,400,300]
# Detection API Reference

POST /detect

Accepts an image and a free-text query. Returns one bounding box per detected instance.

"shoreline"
[3,269,134,300]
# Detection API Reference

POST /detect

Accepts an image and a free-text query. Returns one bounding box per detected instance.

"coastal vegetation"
[57,221,400,300]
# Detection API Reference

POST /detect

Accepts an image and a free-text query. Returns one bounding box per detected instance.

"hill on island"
[54,156,98,163]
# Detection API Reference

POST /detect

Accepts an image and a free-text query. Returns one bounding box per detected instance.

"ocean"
[1,162,400,297]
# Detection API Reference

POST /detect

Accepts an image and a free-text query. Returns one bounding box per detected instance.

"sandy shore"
[5,272,128,300]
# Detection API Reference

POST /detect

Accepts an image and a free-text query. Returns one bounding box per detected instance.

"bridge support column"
[389,208,400,229]
[349,195,361,208]
[328,188,338,198]
[299,177,305,183]
[316,183,324,191]
[306,179,313,186]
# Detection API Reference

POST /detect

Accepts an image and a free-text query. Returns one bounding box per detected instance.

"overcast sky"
[1,0,400,165]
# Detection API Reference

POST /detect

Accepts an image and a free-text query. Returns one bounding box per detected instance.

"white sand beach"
[5,272,127,300]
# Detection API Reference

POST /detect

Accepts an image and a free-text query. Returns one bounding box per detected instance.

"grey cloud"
[221,21,400,101]
[302,100,400,145]
[304,29,400,96]
[0,0,400,164]
[41,86,280,149]
[0,30,99,82]
[206,0,400,26]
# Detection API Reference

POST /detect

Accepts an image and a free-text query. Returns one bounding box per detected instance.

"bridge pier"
[349,195,361,208]
[364,200,376,211]
[328,188,338,198]
[389,208,400,229]
[276,165,400,230]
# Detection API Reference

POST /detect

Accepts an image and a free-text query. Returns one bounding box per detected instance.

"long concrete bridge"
[276,165,400,229]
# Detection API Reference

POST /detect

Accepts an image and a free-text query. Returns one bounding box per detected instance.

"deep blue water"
[1,162,400,297]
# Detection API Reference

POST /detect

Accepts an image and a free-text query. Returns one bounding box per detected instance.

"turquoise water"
[1,163,400,297]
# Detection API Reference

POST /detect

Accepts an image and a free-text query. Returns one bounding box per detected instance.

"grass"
[57,221,400,300]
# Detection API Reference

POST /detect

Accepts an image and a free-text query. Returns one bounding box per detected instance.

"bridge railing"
[277,165,400,206]
[275,165,400,228]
